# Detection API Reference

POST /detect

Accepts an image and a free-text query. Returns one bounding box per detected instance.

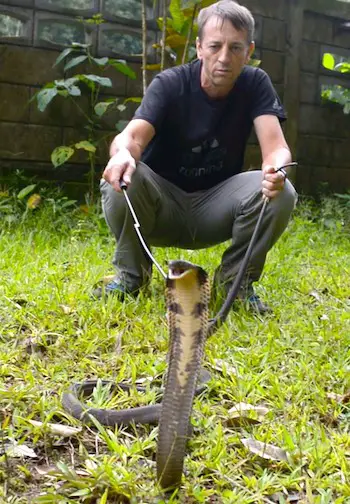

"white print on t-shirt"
[179,137,227,178]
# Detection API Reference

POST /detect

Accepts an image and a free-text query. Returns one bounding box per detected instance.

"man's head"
[196,1,255,96]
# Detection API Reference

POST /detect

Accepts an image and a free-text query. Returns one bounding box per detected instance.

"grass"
[0,188,349,503]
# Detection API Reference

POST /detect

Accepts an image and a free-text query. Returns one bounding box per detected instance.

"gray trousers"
[101,162,297,292]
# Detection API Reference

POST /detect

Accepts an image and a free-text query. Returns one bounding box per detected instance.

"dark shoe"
[240,285,272,315]
[92,279,137,300]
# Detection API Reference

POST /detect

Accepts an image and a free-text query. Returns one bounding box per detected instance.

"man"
[97,0,297,314]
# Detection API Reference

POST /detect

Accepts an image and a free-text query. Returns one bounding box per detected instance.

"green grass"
[0,191,349,503]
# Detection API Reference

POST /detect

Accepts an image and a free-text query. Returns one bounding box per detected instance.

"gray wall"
[0,0,349,193]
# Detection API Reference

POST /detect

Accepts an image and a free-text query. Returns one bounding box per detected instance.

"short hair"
[197,0,255,44]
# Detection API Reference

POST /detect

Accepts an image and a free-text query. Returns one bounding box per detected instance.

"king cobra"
[62,163,297,489]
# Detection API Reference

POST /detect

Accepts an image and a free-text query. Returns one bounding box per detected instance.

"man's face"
[196,16,254,94]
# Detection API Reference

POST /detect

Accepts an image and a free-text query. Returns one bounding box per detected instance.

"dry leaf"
[211,359,238,376]
[27,193,41,210]
[2,441,37,458]
[228,402,269,416]
[225,413,262,427]
[59,304,72,315]
[241,437,288,461]
[35,465,57,476]
[327,391,350,404]
[29,420,82,437]
[309,290,322,302]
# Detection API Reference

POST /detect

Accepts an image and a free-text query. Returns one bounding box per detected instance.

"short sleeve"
[133,74,172,132]
[250,69,287,122]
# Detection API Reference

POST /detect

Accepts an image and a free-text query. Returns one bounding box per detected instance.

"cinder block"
[300,41,320,73]
[0,45,61,85]
[260,50,285,84]
[332,140,350,168]
[29,86,89,127]
[243,0,286,20]
[303,12,333,44]
[0,122,62,160]
[298,135,333,165]
[0,83,30,121]
[299,104,333,136]
[300,72,318,104]
[299,103,350,138]
[262,18,286,52]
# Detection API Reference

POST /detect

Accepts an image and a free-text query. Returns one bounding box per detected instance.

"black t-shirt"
[133,59,286,192]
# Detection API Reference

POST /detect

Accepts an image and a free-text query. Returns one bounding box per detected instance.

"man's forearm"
[109,132,142,162]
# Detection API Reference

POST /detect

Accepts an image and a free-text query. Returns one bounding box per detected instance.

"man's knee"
[272,179,298,216]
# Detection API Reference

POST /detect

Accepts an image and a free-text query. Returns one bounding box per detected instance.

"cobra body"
[157,260,210,489]
[61,260,210,488]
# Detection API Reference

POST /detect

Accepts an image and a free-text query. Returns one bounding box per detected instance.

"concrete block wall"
[297,7,350,193]
[0,0,349,193]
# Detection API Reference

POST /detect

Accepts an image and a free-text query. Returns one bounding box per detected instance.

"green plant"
[150,0,260,71]
[34,15,140,200]
[321,53,350,114]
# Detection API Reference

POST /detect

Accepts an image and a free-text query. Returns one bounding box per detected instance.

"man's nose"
[218,46,231,64]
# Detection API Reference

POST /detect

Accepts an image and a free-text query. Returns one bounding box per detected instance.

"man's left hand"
[262,165,286,199]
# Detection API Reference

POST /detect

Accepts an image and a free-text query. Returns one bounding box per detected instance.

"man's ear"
[246,41,255,63]
[196,37,202,59]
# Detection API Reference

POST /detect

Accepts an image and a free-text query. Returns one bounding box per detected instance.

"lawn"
[0,188,349,503]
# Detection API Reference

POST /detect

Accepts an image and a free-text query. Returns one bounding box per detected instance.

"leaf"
[17,184,36,200]
[75,141,96,153]
[228,402,270,416]
[54,47,75,66]
[64,55,88,72]
[67,85,81,97]
[92,56,109,66]
[70,488,91,497]
[165,33,187,48]
[81,74,112,87]
[94,101,115,117]
[100,488,109,504]
[2,441,37,458]
[322,53,335,71]
[241,437,288,461]
[29,420,82,436]
[116,120,129,131]
[51,146,75,168]
[117,104,127,112]
[124,96,142,104]
[145,63,162,71]
[59,304,72,314]
[210,358,238,376]
[36,87,58,112]
[226,403,269,427]
[327,391,350,404]
[109,59,136,79]
[27,193,41,210]
[169,0,185,32]
[309,290,322,302]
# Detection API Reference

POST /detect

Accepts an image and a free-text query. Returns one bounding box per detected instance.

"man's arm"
[103,119,155,193]
[254,114,292,199]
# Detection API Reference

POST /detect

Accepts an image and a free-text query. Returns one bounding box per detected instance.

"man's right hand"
[102,147,136,193]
